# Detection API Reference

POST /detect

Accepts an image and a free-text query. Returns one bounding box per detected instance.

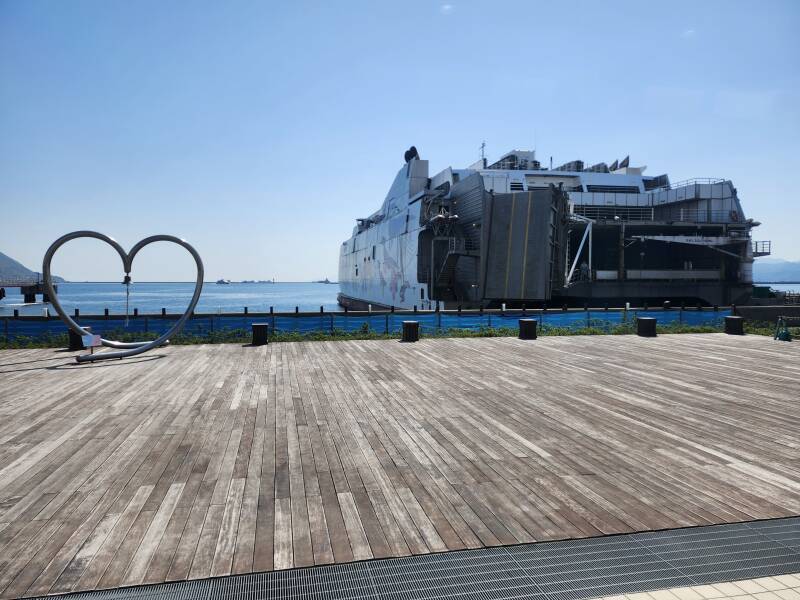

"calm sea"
[0,281,341,316]
[2,281,798,317]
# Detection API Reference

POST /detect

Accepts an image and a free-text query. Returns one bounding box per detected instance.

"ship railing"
[652,177,726,191]
[573,205,742,223]
[661,208,742,223]
[573,206,654,221]
[448,237,480,253]
[752,240,771,257]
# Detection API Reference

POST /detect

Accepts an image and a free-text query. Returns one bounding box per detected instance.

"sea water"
[0,281,341,316]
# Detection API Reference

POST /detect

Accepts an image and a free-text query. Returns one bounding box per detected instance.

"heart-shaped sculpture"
[43,230,204,363]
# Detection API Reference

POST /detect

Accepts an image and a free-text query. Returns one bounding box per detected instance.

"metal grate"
[29,517,800,600]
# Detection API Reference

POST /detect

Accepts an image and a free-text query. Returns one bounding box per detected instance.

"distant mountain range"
[0,251,65,283]
[753,258,800,282]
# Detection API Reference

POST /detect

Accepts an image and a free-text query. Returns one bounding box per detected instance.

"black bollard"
[251,323,269,345]
[133,308,138,317]
[519,318,537,340]
[636,317,657,337]
[724,316,744,335]
[104,308,109,317]
[663,300,671,310]
[74,308,80,318]
[244,306,248,315]
[161,307,166,316]
[402,320,419,342]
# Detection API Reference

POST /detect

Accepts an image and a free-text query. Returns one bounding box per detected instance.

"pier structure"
[0,334,798,599]
[0,277,56,303]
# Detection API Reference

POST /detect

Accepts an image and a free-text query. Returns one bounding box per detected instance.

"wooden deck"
[0,334,799,598]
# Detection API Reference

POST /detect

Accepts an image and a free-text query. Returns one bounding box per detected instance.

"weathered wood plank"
[0,334,797,598]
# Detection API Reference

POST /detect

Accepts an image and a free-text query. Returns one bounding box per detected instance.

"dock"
[0,334,798,598]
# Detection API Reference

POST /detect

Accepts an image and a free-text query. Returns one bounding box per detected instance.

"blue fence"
[2,309,731,341]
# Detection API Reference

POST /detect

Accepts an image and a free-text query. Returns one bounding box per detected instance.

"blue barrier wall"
[2,309,731,341]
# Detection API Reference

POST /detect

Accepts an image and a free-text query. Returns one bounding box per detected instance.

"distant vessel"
[216,279,231,285]
[338,145,770,309]
[314,277,336,284]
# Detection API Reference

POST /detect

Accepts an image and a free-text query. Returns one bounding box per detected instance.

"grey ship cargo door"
[480,190,563,302]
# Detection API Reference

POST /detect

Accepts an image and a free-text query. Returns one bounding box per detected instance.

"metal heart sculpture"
[43,230,204,363]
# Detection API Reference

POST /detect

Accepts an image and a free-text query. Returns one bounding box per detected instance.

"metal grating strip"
[27,517,800,600]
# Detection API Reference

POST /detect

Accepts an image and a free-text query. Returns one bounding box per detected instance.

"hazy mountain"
[0,251,65,283]
[753,258,800,282]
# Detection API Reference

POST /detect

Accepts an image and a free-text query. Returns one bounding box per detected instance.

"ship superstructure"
[338,147,770,310]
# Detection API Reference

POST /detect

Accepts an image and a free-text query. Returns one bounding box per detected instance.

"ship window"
[372,246,376,259]
[420,287,425,300]
[355,267,358,277]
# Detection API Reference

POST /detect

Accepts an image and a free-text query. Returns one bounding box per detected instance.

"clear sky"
[1,0,798,281]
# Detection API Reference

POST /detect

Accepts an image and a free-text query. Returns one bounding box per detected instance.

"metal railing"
[573,205,742,223]
[653,178,725,191]
[0,277,42,287]
[573,206,654,221]
[1,307,733,342]
[657,208,741,223]
[448,237,479,253]
[752,240,771,256]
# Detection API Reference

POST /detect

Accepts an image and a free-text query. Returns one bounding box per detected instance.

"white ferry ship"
[338,147,770,310]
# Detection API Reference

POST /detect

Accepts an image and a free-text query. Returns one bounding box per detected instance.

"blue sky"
[1,0,798,281]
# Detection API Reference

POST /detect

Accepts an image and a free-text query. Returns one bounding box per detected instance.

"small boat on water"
[216,279,231,285]
[314,277,336,284]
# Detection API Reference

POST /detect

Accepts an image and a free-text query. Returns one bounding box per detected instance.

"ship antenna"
[480,140,486,161]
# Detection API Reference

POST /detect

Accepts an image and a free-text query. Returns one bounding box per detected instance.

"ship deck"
[0,334,799,598]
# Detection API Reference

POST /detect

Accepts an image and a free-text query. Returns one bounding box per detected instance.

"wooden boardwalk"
[0,334,798,598]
